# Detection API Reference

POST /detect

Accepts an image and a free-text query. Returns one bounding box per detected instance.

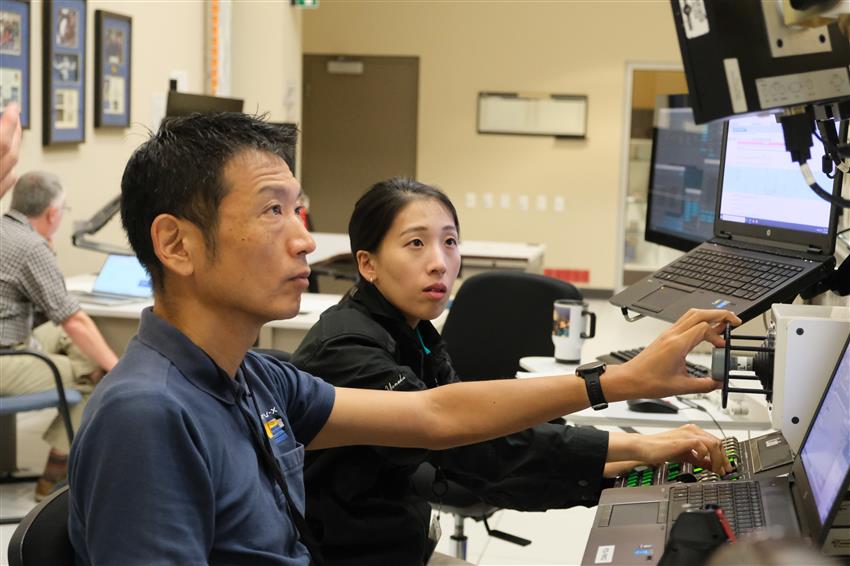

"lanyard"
[416,327,432,355]
[224,366,326,566]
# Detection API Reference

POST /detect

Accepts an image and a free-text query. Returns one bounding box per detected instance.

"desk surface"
[516,296,773,431]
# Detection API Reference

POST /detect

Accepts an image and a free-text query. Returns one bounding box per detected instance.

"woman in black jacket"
[292,178,730,566]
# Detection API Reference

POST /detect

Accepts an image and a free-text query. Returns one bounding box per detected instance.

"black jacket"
[293,281,610,566]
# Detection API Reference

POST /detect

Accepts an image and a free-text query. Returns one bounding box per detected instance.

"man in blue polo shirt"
[68,113,737,565]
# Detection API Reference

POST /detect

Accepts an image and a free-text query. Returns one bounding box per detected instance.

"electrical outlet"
[535,195,548,212]
[554,196,566,213]
[465,192,477,208]
[482,192,494,209]
[499,194,511,209]
[518,194,530,212]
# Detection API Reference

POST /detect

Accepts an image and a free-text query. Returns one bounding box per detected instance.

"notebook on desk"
[611,113,840,323]
[70,254,152,305]
[581,332,850,564]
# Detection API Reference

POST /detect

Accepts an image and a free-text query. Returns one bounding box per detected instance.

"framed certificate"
[0,0,31,128]
[43,0,86,145]
[94,10,131,128]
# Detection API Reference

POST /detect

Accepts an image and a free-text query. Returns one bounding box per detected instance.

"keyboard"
[597,347,710,377]
[669,481,765,535]
[653,249,803,301]
[615,437,746,488]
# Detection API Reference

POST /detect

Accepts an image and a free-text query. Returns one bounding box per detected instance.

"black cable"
[676,396,727,439]
[781,114,850,209]
[838,227,850,235]
[800,164,850,209]
[225,367,327,566]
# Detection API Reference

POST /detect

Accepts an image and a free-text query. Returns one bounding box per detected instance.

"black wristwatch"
[576,360,608,411]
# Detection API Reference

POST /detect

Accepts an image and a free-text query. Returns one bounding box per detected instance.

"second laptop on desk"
[611,113,840,323]
[581,332,850,564]
[70,254,152,305]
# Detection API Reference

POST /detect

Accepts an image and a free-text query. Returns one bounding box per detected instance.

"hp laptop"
[611,113,840,323]
[71,254,152,305]
[581,331,850,565]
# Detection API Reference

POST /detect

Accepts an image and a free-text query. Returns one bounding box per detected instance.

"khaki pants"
[0,323,97,453]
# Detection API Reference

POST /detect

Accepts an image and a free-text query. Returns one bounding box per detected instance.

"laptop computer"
[611,113,840,323]
[581,331,850,564]
[70,254,152,305]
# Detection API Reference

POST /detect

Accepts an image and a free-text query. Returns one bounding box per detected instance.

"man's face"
[37,193,66,241]
[191,150,315,325]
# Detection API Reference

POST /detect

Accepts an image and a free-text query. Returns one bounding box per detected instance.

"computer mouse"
[627,398,679,414]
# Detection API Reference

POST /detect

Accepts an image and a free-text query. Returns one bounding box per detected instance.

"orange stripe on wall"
[209,0,219,94]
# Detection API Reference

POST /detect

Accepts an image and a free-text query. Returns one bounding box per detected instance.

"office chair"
[7,484,74,566]
[0,349,83,525]
[415,271,583,559]
[441,270,583,380]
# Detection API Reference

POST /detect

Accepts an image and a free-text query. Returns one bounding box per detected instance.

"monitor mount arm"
[71,195,133,255]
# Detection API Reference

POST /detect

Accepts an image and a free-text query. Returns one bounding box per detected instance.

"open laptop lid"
[790,331,850,546]
[92,254,152,298]
[714,114,841,256]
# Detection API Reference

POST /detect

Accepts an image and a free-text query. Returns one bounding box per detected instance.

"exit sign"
[291,0,318,7]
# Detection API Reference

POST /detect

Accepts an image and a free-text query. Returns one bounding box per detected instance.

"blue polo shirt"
[68,308,336,565]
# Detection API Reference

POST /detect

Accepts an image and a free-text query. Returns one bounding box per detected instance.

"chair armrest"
[0,348,76,445]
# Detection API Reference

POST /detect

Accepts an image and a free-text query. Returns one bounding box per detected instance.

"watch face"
[578,361,605,376]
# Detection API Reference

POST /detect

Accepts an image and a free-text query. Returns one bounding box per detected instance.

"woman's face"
[359,198,461,328]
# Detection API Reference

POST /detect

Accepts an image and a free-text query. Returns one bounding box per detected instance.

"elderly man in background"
[0,171,118,500]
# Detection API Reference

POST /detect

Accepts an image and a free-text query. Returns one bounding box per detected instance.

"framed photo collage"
[0,0,132,146]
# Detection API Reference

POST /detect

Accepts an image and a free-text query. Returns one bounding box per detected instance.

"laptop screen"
[92,254,153,298]
[718,114,834,235]
[799,335,850,523]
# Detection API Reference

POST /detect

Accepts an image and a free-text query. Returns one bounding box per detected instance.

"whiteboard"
[477,93,587,138]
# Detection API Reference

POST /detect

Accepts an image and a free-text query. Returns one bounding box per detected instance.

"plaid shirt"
[0,210,80,346]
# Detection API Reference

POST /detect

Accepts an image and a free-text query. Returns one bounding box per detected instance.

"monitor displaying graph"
[644,98,725,252]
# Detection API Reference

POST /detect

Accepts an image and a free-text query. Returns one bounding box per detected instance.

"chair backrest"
[442,271,582,381]
[7,485,74,566]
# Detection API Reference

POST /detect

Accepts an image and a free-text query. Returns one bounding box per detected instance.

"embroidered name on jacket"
[385,374,406,391]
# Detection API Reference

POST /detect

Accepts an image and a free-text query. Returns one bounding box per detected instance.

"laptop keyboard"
[654,249,803,301]
[669,482,765,535]
[598,347,710,377]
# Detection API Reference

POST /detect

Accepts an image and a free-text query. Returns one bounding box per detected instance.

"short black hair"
[348,177,460,261]
[120,113,297,290]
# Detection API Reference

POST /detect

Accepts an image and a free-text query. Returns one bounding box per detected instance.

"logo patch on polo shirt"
[263,414,288,445]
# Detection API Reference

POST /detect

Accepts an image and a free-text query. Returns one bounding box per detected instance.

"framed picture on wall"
[43,0,86,145]
[0,0,31,129]
[94,10,130,128]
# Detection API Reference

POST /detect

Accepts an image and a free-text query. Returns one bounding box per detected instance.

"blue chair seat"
[0,389,83,416]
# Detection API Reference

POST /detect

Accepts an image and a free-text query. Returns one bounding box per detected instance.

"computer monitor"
[669,1,850,124]
[165,90,244,117]
[644,95,725,252]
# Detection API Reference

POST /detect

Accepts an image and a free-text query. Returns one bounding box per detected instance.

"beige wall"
[8,1,205,277]
[231,2,302,126]
[303,1,683,289]
[7,1,302,278]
